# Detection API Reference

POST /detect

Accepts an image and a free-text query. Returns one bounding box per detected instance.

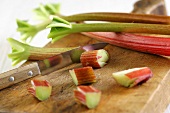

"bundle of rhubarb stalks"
[9,3,170,66]
[7,3,170,109]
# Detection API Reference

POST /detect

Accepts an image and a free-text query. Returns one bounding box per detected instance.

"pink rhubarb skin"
[112,67,153,87]
[126,67,153,86]
[82,32,170,56]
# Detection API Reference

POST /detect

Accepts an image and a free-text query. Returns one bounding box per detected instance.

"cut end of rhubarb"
[97,49,109,67]
[69,69,78,85]
[80,49,109,68]
[86,92,101,109]
[74,86,101,109]
[112,67,153,87]
[112,73,135,87]
[69,67,96,85]
[35,86,52,101]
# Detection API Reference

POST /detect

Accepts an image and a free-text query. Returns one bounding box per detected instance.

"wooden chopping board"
[0,33,170,113]
[0,0,169,112]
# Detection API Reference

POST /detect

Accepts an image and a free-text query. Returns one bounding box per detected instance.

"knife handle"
[0,62,41,90]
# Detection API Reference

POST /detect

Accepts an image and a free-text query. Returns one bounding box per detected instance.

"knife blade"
[0,42,108,90]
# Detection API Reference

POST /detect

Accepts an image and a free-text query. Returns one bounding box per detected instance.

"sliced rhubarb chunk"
[69,67,96,85]
[28,80,52,101]
[80,49,109,68]
[112,67,153,87]
[74,86,101,109]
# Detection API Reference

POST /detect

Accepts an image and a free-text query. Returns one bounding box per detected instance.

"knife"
[0,42,108,90]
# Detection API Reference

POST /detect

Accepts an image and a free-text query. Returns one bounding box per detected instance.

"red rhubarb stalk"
[82,32,170,56]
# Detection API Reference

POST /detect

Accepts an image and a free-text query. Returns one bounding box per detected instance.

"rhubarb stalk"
[7,38,75,66]
[62,12,170,24]
[15,3,170,57]
[82,32,170,56]
[47,16,170,43]
[17,3,170,43]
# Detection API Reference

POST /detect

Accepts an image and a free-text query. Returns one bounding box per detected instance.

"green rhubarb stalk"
[62,12,170,24]
[7,38,75,66]
[47,16,170,43]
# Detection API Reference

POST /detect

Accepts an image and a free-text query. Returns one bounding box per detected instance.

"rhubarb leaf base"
[33,3,60,20]
[7,38,31,66]
[16,19,38,43]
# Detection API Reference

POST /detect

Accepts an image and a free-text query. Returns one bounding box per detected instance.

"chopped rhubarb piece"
[28,80,52,101]
[80,49,109,68]
[69,67,96,85]
[112,67,153,87]
[74,86,101,109]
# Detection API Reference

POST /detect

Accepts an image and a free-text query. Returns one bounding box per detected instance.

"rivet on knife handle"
[0,62,41,90]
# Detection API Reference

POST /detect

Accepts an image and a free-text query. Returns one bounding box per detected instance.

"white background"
[0,0,170,112]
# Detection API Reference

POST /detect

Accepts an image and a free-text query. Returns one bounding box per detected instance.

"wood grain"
[0,34,170,113]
